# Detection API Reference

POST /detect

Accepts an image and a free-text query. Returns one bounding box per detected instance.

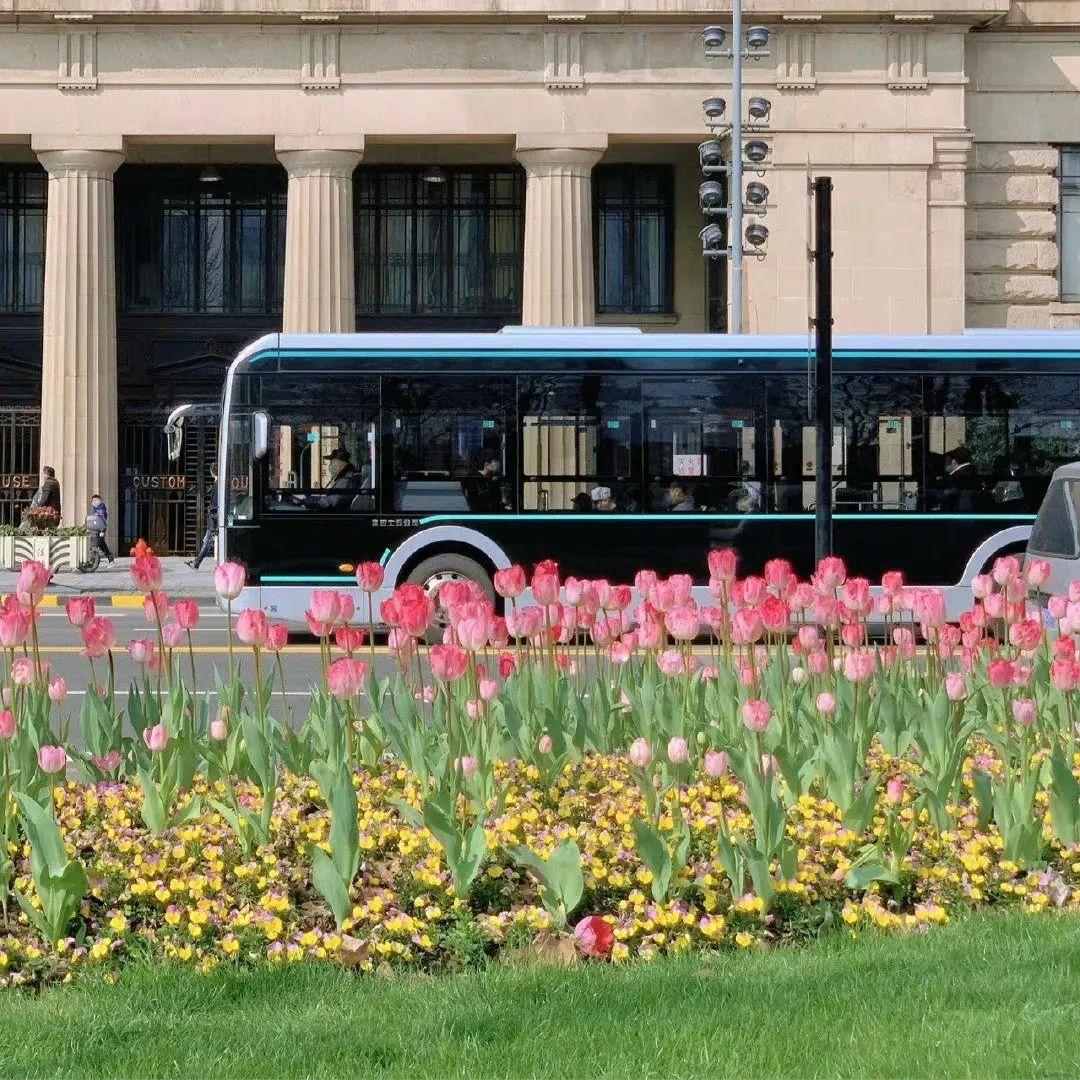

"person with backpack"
[85,494,114,564]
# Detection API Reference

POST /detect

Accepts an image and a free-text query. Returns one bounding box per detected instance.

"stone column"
[276,137,364,333]
[33,141,124,533]
[515,135,607,326]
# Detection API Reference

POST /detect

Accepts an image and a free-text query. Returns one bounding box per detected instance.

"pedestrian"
[188,468,218,570]
[30,465,61,516]
[85,494,114,564]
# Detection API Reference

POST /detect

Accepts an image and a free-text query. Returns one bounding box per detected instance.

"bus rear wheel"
[404,554,494,644]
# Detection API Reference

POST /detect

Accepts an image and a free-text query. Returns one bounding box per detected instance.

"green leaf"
[137,769,166,836]
[844,861,897,890]
[843,773,881,835]
[387,797,423,831]
[329,765,360,887]
[15,793,69,881]
[546,841,585,919]
[632,819,673,903]
[1049,749,1080,847]
[309,845,351,930]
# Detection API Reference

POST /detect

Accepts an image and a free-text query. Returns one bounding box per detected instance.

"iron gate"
[0,407,40,528]
[120,407,218,556]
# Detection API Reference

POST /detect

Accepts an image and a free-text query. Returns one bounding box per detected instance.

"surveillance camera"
[746,25,770,49]
[699,223,726,252]
[698,140,723,168]
[702,96,727,120]
[745,181,769,206]
[699,180,725,210]
[743,139,770,164]
[701,25,726,51]
[747,96,772,122]
[745,222,769,247]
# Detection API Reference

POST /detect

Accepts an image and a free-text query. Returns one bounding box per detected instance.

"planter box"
[11,534,89,573]
[0,535,13,572]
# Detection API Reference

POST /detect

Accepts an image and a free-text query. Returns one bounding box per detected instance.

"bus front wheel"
[404,553,495,645]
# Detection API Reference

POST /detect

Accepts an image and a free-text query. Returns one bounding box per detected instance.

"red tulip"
[574,915,614,958]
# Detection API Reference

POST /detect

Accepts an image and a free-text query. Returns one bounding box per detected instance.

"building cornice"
[0,0,1015,27]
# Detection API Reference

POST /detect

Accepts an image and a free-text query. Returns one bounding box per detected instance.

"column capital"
[515,133,607,174]
[33,146,124,180]
[276,135,364,179]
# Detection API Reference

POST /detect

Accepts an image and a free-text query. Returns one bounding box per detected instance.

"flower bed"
[0,552,1078,987]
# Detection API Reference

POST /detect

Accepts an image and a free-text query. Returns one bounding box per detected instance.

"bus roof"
[230,327,1080,372]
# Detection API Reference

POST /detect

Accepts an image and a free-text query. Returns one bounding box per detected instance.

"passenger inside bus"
[572,492,593,513]
[591,486,618,512]
[664,479,696,513]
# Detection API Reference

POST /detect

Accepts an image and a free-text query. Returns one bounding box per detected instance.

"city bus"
[214,327,1080,623]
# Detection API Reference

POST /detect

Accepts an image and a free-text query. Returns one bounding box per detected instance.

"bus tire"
[404,553,495,644]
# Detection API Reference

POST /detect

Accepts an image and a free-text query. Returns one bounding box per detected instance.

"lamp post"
[699,8,772,334]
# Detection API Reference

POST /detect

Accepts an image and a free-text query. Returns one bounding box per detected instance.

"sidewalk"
[0,556,218,603]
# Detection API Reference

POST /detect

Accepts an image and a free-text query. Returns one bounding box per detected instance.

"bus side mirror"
[253,411,270,460]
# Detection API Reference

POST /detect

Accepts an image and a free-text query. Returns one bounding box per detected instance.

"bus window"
[260,376,379,513]
[387,377,513,514]
[643,378,758,512]
[769,375,922,513]
[224,410,253,523]
[519,375,640,512]
[926,375,1080,513]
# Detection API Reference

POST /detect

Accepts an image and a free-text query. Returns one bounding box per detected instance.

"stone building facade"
[0,0,1079,547]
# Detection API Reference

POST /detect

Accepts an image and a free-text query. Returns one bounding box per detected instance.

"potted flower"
[12,507,89,572]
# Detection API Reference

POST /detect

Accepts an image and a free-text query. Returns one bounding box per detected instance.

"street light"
[699,3,772,333]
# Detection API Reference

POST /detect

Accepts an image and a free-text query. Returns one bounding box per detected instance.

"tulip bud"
[667,736,689,766]
[0,709,14,739]
[886,778,905,806]
[628,737,653,770]
[703,749,729,779]
[537,734,553,754]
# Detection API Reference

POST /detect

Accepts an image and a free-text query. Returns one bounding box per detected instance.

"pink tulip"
[759,594,789,634]
[0,710,14,739]
[214,561,246,601]
[707,548,738,583]
[143,591,169,623]
[1026,558,1051,588]
[703,749,729,778]
[881,570,904,597]
[210,716,229,741]
[807,649,829,676]
[814,555,847,590]
[628,737,653,769]
[327,657,368,700]
[886,778,905,806]
[665,605,700,642]
[465,698,484,720]
[971,574,993,600]
[731,608,763,645]
[657,649,684,677]
[38,745,67,774]
[1009,618,1042,652]
[742,698,772,733]
[1051,659,1078,692]
[492,565,525,599]
[47,677,67,703]
[130,553,164,594]
[992,555,1021,586]
[945,673,967,701]
[842,577,872,613]
[17,560,51,604]
[309,589,343,627]
[608,584,632,611]
[128,638,156,665]
[236,608,269,648]
[790,666,807,685]
[92,750,121,772]
[337,593,356,625]
[80,615,116,660]
[457,616,490,652]
[429,644,469,682]
[763,558,795,595]
[760,753,778,777]
[843,651,875,683]
[143,723,168,753]
[266,622,289,653]
[478,677,498,702]
[65,596,95,628]
[987,658,1015,689]
[173,599,200,631]
[0,604,30,648]
[455,755,478,779]
[983,593,1006,619]
[1049,595,1068,619]
[667,736,689,766]
[816,692,836,715]
[531,570,560,606]
[537,733,553,754]
[355,561,385,592]
[162,621,184,649]
[10,656,34,686]
[1011,698,1037,726]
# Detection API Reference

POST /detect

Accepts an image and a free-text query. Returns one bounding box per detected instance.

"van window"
[1029,479,1080,558]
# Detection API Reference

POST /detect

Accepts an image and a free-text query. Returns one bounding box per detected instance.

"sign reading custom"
[130,474,188,490]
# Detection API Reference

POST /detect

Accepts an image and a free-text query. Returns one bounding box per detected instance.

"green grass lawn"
[1,914,1079,1079]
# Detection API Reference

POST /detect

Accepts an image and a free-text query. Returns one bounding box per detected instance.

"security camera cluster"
[696,20,773,272]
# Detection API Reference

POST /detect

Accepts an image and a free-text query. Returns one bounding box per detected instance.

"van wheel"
[404,554,494,644]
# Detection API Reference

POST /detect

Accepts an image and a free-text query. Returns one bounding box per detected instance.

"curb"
[3,594,216,608]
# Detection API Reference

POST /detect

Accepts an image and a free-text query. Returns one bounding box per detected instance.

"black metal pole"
[813,176,834,565]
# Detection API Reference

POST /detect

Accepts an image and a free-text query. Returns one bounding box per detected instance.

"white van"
[1026,461,1080,598]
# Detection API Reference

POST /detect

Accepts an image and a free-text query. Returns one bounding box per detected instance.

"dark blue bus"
[214,326,1080,621]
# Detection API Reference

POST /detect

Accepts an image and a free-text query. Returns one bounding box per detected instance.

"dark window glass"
[644,377,758,513]
[0,166,46,315]
[1061,149,1080,301]
[354,168,524,321]
[387,377,514,513]
[594,165,674,315]
[1029,479,1080,557]
[117,167,286,316]
[769,374,924,513]
[926,374,1080,513]
[262,377,379,515]
[519,375,641,512]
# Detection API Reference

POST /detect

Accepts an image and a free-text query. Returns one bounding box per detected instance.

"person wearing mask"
[30,465,61,516]
[85,494,114,564]
[188,469,218,570]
